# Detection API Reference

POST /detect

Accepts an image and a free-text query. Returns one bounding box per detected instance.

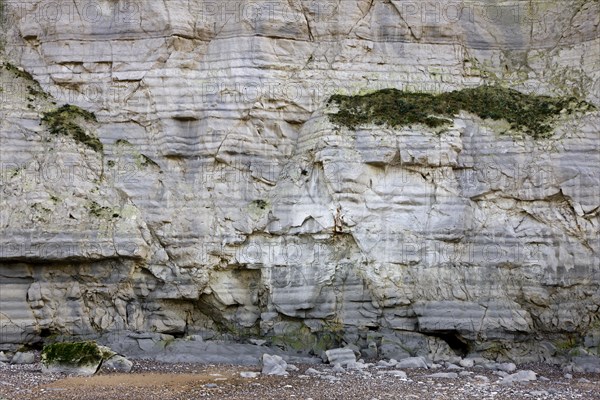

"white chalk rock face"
[0,0,599,362]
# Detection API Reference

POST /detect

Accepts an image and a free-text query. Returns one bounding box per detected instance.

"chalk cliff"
[1,0,599,362]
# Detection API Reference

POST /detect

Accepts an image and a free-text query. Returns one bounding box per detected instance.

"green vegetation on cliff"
[328,86,596,138]
[2,62,49,100]
[41,104,103,152]
[3,61,36,82]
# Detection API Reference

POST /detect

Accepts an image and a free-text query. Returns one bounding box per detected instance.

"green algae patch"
[328,86,596,138]
[42,104,103,152]
[41,341,109,368]
[86,200,120,219]
[251,199,269,210]
[2,62,50,100]
[2,62,36,82]
[271,326,342,355]
[135,153,160,168]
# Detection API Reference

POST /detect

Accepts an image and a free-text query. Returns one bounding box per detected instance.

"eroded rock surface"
[0,0,599,364]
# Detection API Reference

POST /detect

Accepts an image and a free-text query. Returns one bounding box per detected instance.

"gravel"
[0,354,598,400]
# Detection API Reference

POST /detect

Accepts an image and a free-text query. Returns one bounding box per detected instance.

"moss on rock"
[41,341,109,368]
[86,200,120,219]
[2,62,36,82]
[2,62,49,100]
[41,104,103,152]
[328,86,596,138]
[270,321,344,355]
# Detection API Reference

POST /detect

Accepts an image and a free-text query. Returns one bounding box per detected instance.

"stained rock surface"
[0,0,599,364]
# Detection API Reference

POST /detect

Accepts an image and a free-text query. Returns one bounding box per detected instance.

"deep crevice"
[39,328,52,338]
[429,331,471,357]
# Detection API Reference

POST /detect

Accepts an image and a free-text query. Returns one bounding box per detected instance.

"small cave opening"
[39,328,52,338]
[431,331,471,357]
[30,328,55,350]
